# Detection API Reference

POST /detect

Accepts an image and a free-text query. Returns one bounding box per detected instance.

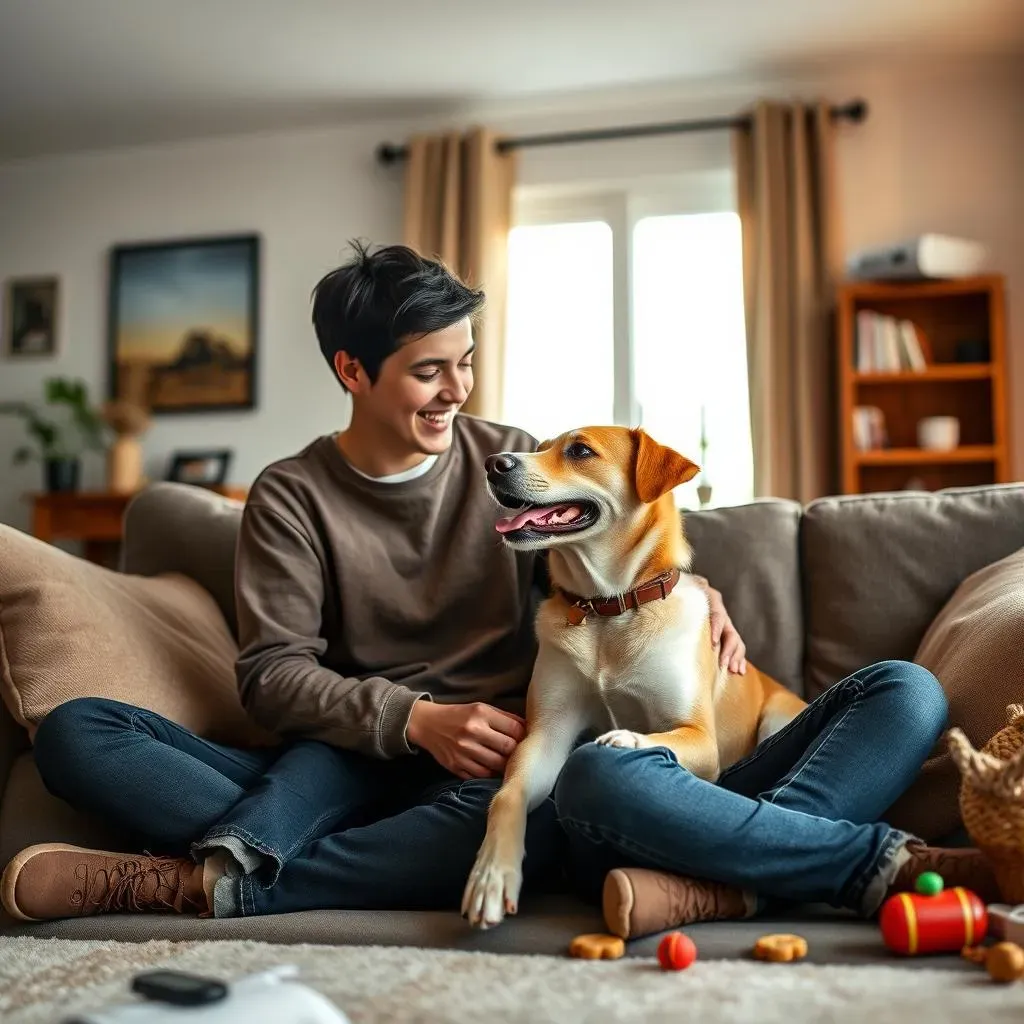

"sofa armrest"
[0,701,30,802]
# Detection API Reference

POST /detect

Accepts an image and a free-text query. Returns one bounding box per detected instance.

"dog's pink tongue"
[496,505,572,534]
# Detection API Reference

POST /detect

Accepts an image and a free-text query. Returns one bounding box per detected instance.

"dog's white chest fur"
[538,579,710,735]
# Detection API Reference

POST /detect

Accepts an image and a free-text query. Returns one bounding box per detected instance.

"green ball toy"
[915,871,944,896]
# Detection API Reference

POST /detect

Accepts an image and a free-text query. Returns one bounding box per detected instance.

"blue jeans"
[30,660,945,918]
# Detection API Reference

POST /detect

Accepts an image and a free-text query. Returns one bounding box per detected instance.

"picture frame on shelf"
[3,276,60,359]
[107,233,260,414]
[166,448,234,488]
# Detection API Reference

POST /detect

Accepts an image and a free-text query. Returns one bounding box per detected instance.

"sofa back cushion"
[683,499,804,695]
[883,545,1024,841]
[801,484,1024,699]
[122,482,245,638]
[0,523,274,747]
[124,485,809,697]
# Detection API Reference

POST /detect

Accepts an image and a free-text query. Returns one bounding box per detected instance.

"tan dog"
[462,425,807,929]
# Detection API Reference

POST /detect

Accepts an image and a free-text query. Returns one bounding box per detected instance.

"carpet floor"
[1,937,1022,1024]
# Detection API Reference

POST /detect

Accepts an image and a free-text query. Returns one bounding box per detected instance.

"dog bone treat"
[753,933,808,962]
[985,942,1024,983]
[568,933,626,960]
[657,931,697,971]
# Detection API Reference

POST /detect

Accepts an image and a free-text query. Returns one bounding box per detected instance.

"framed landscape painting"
[107,233,259,413]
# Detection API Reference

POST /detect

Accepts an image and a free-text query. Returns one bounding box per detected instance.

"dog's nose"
[485,453,518,476]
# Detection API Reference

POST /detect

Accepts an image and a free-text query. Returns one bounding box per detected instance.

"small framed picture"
[166,449,233,488]
[4,276,60,358]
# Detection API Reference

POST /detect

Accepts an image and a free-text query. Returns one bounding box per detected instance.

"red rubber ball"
[657,931,697,970]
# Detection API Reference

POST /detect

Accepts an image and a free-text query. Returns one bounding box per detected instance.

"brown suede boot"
[885,840,1002,904]
[1,843,208,922]
[603,867,756,939]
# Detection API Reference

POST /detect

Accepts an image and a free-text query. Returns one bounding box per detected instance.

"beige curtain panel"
[402,128,517,421]
[734,101,842,502]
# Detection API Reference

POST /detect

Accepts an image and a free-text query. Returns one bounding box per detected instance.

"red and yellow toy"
[879,886,988,955]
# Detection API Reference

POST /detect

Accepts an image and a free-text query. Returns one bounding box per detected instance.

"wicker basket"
[948,703,1024,903]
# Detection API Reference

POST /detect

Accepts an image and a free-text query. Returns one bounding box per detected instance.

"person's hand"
[407,701,527,780]
[692,575,747,674]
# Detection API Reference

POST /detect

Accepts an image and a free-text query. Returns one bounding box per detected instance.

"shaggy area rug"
[0,937,1020,1024]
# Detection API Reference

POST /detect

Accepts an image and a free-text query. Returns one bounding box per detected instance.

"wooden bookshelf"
[838,274,1010,494]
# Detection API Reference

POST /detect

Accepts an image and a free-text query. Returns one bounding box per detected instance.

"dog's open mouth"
[494,500,599,537]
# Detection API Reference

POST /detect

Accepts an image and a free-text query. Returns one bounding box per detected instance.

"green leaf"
[27,419,57,449]
[46,377,76,404]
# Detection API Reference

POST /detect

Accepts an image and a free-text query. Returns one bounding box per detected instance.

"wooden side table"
[30,485,248,567]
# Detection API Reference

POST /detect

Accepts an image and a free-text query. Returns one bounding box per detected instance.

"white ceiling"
[1,0,1022,160]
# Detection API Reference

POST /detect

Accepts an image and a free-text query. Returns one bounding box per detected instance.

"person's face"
[337,318,475,455]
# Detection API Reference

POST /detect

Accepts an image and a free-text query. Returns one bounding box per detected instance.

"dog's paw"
[461,844,523,930]
[594,729,651,750]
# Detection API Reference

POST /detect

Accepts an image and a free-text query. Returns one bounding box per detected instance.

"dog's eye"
[565,442,595,460]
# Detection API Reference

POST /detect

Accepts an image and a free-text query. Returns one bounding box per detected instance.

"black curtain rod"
[375,98,867,165]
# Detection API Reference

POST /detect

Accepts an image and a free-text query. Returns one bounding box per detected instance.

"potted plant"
[0,377,109,492]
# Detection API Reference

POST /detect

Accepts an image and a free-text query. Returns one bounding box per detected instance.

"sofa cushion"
[801,484,1024,700]
[123,485,809,696]
[683,499,804,695]
[882,545,1024,841]
[121,482,245,639]
[0,524,273,748]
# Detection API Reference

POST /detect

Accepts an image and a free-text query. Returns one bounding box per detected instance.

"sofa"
[2,479,1023,967]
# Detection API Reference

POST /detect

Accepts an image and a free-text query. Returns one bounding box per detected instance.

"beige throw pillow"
[0,524,276,748]
[884,545,1024,841]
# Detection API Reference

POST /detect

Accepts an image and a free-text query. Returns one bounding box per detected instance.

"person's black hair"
[311,240,485,389]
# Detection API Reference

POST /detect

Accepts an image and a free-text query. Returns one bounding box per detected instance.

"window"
[631,211,752,509]
[503,182,753,509]
[503,221,614,444]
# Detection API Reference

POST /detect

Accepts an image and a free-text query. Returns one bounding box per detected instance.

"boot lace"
[75,854,190,913]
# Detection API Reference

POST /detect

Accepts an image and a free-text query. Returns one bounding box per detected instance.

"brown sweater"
[234,415,543,758]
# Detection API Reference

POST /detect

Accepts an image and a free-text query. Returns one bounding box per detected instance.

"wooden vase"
[107,436,143,494]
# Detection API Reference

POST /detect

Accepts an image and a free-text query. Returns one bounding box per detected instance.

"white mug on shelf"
[917,416,960,451]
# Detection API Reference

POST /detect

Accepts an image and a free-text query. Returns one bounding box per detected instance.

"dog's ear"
[632,429,699,503]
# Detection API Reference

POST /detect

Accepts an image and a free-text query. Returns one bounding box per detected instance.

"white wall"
[1,55,1021,534]
[0,119,413,531]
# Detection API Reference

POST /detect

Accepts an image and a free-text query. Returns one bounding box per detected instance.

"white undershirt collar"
[349,454,439,484]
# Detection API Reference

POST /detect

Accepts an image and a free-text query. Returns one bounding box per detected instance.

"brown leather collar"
[557,568,682,626]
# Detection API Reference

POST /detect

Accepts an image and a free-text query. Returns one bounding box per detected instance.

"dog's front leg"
[462,713,579,930]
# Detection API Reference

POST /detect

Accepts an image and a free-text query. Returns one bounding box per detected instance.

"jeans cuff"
[192,828,280,882]
[858,829,912,916]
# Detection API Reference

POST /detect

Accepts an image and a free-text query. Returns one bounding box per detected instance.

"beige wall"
[833,59,1023,470]
[0,56,1020,533]
[475,56,1023,474]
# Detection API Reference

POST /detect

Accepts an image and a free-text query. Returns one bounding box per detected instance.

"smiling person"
[2,242,777,925]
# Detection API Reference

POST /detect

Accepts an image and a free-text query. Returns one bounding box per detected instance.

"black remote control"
[130,969,229,1007]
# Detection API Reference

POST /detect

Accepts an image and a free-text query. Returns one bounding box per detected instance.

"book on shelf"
[852,405,887,451]
[855,311,931,372]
